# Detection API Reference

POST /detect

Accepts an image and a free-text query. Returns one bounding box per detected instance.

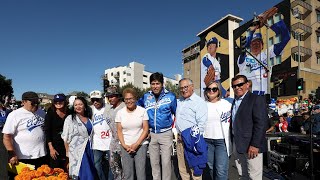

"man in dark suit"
[231,75,268,180]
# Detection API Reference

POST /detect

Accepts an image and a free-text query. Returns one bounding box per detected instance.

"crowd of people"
[266,98,320,135]
[1,72,320,180]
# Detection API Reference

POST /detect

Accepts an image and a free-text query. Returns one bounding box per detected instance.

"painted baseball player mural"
[201,37,227,98]
[237,7,290,95]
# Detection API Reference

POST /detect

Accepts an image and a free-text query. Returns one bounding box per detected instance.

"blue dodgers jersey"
[137,89,177,133]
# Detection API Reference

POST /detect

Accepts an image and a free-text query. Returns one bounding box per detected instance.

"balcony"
[291,0,312,20]
[182,48,200,60]
[291,22,312,40]
[113,73,120,79]
[291,46,312,62]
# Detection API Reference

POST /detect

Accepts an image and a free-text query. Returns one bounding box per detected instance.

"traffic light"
[103,79,109,93]
[240,36,247,53]
[296,78,304,91]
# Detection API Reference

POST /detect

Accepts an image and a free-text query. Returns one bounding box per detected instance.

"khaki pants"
[233,142,263,180]
[149,130,173,180]
[176,135,202,180]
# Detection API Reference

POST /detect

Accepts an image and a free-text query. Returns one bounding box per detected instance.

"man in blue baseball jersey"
[137,72,177,180]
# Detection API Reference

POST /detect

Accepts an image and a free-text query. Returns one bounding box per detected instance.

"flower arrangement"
[15,164,68,180]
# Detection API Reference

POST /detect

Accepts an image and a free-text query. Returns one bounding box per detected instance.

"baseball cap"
[90,90,102,99]
[251,33,263,43]
[206,37,218,46]
[22,91,39,101]
[313,104,320,110]
[53,93,66,102]
[105,86,121,97]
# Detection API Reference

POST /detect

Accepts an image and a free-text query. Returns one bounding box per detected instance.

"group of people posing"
[3,72,269,180]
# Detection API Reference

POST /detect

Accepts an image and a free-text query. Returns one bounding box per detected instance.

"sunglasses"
[205,87,219,92]
[91,98,100,103]
[232,82,247,89]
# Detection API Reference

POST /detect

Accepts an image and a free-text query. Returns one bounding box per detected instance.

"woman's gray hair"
[204,81,222,102]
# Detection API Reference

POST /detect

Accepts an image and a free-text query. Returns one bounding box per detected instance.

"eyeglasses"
[179,85,190,91]
[124,98,135,102]
[231,82,247,89]
[91,98,100,103]
[205,87,219,93]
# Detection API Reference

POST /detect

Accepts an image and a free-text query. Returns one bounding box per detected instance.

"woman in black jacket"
[44,93,71,170]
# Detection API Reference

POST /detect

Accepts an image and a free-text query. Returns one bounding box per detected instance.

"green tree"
[165,81,180,98]
[119,83,147,99]
[75,91,89,98]
[0,74,14,103]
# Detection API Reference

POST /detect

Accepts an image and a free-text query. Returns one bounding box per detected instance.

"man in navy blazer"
[231,75,268,180]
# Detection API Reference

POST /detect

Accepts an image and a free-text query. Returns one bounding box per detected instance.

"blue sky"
[0,0,282,100]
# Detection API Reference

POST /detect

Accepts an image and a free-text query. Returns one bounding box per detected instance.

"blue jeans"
[205,138,229,180]
[93,150,113,180]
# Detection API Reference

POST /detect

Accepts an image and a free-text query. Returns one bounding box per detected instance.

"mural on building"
[199,20,230,98]
[234,4,291,96]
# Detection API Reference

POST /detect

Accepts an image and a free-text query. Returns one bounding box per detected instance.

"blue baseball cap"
[206,37,218,46]
[53,93,66,102]
[252,33,263,43]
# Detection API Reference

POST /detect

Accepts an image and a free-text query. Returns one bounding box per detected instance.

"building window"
[275,34,281,44]
[276,55,281,65]
[317,34,320,43]
[317,55,320,64]
[269,57,274,66]
[267,17,274,26]
[127,73,131,76]
[143,82,147,84]
[268,37,274,46]
[186,69,190,75]
[123,78,126,82]
[274,13,281,23]
[143,74,147,78]
[111,72,113,76]
[317,11,320,22]
[294,53,302,62]
[123,71,126,74]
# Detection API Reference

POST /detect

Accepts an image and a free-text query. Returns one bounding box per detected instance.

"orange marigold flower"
[21,167,31,173]
[43,166,53,175]
[34,170,44,177]
[53,168,64,173]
